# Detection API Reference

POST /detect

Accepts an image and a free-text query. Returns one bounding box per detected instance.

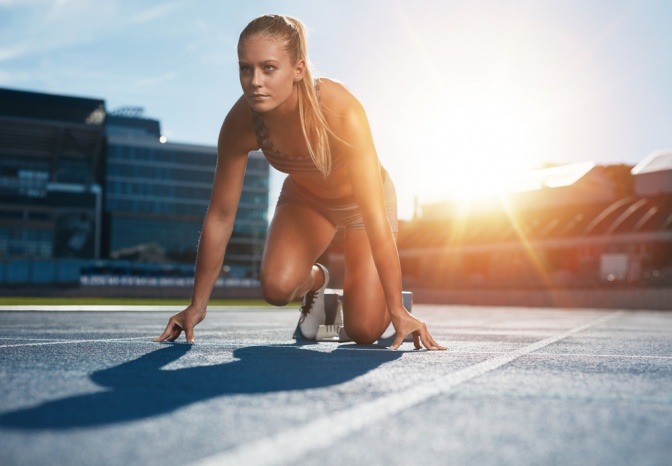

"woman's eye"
[264,65,276,71]
[239,66,251,73]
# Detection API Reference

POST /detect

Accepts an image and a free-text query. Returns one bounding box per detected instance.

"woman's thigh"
[342,229,391,344]
[260,203,336,302]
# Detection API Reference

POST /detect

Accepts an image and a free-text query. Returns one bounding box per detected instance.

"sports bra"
[251,81,345,175]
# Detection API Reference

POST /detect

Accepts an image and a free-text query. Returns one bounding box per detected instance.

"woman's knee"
[260,270,303,306]
[260,275,293,306]
[345,322,384,345]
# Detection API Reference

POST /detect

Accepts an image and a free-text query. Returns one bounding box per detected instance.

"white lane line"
[192,311,623,466]
[0,337,63,342]
[0,336,153,348]
[434,350,672,360]
[0,305,186,312]
[517,351,672,360]
[0,305,271,312]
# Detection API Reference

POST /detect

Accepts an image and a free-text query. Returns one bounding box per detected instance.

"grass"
[0,297,271,306]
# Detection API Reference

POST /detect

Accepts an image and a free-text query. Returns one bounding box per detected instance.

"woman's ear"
[294,60,306,82]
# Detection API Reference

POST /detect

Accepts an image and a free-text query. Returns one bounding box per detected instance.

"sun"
[383,2,594,206]
[421,96,541,201]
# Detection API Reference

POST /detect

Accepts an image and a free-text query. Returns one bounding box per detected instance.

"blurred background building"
[397,157,672,288]
[105,110,269,277]
[320,153,672,309]
[0,88,105,262]
[0,87,269,289]
[392,154,672,308]
[1,86,669,307]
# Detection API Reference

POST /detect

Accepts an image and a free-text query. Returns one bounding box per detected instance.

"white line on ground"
[191,311,624,466]
[0,305,270,312]
[517,351,672,360]
[0,336,153,348]
[433,349,672,360]
[0,305,186,312]
[0,337,64,342]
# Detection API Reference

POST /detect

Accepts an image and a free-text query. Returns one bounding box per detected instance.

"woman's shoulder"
[316,77,346,92]
[225,95,255,125]
[316,77,365,116]
[218,96,258,155]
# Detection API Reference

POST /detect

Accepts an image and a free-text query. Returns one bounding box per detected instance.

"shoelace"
[299,290,317,322]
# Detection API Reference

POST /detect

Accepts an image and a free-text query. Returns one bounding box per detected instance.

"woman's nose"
[251,69,263,87]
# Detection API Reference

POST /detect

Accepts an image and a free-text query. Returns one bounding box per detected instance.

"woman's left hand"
[388,308,446,351]
[153,305,206,344]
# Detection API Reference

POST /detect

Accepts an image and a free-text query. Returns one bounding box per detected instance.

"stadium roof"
[632,149,672,175]
[506,161,595,192]
[398,194,672,249]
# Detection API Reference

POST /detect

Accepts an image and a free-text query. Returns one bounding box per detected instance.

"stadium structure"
[0,87,269,290]
[393,152,672,309]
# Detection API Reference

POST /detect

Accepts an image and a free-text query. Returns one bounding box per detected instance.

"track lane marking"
[0,305,272,312]
[192,311,623,466]
[0,336,153,348]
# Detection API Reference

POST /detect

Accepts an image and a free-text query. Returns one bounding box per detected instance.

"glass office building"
[106,114,269,277]
[0,88,270,279]
[0,88,105,260]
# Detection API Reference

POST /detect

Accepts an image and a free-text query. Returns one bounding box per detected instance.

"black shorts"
[276,169,398,232]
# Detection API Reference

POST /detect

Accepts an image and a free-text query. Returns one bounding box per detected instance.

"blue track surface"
[0,305,671,466]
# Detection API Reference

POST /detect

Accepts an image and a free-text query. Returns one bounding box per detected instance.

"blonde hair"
[238,14,332,176]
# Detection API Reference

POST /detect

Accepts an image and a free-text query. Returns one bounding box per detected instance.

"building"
[632,150,672,197]
[0,87,269,282]
[105,112,269,277]
[396,160,672,297]
[0,88,105,260]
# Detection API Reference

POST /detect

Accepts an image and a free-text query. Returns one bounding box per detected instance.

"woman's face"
[238,34,304,114]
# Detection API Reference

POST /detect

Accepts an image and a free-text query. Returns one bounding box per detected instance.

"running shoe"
[298,263,330,339]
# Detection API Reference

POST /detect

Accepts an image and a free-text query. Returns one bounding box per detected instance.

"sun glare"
[385,2,596,208]
[423,98,539,201]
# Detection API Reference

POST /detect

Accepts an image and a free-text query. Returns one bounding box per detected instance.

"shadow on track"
[0,343,402,430]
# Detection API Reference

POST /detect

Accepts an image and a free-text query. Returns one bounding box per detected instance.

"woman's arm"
[330,86,445,350]
[188,131,249,311]
[154,99,256,343]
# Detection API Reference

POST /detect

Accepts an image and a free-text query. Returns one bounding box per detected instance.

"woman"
[154,14,445,350]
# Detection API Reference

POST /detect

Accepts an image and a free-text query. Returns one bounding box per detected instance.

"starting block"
[293,289,413,342]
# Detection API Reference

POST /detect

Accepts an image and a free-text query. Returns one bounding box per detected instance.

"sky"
[1,0,671,219]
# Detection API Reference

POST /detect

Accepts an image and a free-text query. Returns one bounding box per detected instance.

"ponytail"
[239,15,333,177]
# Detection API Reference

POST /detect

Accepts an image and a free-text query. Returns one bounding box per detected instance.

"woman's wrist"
[388,303,408,319]
[189,299,209,313]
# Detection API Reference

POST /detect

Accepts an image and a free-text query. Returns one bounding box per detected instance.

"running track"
[0,305,670,465]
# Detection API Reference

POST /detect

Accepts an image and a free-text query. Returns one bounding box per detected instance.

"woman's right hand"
[153,305,206,343]
[388,306,446,351]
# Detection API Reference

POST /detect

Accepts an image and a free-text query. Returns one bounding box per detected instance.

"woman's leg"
[260,203,336,306]
[342,229,392,344]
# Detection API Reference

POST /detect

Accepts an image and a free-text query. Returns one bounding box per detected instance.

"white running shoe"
[298,263,330,339]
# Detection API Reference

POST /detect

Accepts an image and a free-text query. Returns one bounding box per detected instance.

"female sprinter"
[154,14,445,351]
